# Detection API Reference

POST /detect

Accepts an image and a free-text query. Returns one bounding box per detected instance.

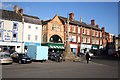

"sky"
[0,2,119,36]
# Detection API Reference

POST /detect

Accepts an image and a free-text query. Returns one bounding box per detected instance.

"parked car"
[11,53,32,64]
[0,52,13,64]
[77,52,85,57]
[89,52,94,57]
[48,52,62,62]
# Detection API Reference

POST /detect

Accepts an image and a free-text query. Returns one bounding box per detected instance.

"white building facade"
[0,6,42,53]
[0,9,23,52]
[23,15,42,49]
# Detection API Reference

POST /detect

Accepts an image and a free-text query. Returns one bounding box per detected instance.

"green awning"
[42,43,64,49]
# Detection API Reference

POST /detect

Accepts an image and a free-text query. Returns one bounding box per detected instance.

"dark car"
[11,53,32,64]
[48,52,62,62]
[77,52,85,57]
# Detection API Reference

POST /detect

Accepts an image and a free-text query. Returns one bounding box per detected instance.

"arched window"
[49,35,62,43]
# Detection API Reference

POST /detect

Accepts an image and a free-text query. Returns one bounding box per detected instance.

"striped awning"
[41,43,65,49]
[49,45,64,49]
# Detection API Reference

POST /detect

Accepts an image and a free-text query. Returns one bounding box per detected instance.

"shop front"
[70,43,78,54]
[80,44,92,53]
[24,42,40,53]
[0,42,22,53]
[92,45,99,50]
[41,43,64,53]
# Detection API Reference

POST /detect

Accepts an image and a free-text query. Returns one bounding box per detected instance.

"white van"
[0,52,13,64]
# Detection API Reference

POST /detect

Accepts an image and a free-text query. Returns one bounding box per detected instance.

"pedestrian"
[85,52,90,64]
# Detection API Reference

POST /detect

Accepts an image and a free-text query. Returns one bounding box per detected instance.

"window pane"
[13,34,16,38]
[36,27,38,29]
[0,22,1,28]
[28,26,31,29]
[28,35,30,40]
[35,35,37,41]
[13,23,18,30]
[0,32,1,37]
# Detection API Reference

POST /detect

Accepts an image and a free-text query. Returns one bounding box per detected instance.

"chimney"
[80,17,82,23]
[96,25,99,28]
[41,20,44,23]
[18,8,23,16]
[14,5,18,13]
[69,12,74,21]
[102,27,105,32]
[91,19,95,25]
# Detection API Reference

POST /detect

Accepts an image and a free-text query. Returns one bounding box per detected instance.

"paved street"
[1,58,118,78]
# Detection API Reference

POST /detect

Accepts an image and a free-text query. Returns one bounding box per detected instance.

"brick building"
[41,13,114,54]
[41,14,65,52]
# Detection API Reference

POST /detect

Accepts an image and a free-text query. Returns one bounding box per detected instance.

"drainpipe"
[21,16,24,53]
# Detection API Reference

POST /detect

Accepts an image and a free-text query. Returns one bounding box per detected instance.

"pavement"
[1,58,118,78]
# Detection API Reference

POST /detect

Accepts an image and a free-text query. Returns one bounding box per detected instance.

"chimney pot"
[41,20,44,23]
[102,27,105,32]
[80,17,82,23]
[96,25,99,28]
[18,8,23,15]
[69,12,74,21]
[14,5,18,13]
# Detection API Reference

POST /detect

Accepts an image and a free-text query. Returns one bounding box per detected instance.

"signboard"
[3,30,12,42]
[25,42,40,46]
[4,33,11,41]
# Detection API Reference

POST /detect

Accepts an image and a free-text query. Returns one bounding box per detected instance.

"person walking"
[85,52,90,64]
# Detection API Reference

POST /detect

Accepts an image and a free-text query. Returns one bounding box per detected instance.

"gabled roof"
[23,14,41,25]
[42,19,51,25]
[58,16,101,31]
[0,9,41,25]
[0,9,22,22]
[58,16,86,26]
[87,24,101,31]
